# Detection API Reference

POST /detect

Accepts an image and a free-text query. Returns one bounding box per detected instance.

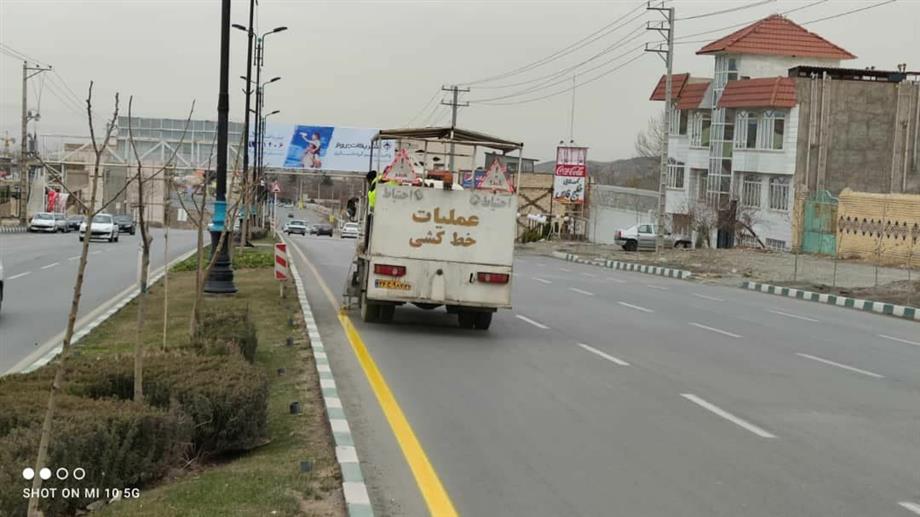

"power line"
[0,42,48,66]
[475,52,647,107]
[404,89,441,127]
[800,0,897,24]
[675,0,776,21]
[673,0,828,42]
[460,0,648,86]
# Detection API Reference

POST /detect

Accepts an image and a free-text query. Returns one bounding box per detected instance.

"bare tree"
[126,96,195,401]
[634,111,665,159]
[28,83,120,516]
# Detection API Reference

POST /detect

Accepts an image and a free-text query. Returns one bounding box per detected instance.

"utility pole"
[234,0,256,246]
[441,84,469,171]
[645,2,674,254]
[204,0,237,294]
[19,61,52,223]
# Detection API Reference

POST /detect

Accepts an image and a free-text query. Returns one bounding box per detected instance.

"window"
[694,169,708,201]
[765,238,787,251]
[678,110,688,135]
[768,177,790,211]
[746,117,758,148]
[667,161,685,189]
[736,111,786,150]
[741,175,762,208]
[772,116,785,150]
[638,224,652,234]
[689,112,711,147]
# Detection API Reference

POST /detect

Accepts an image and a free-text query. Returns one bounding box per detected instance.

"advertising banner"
[553,146,588,204]
[256,124,394,173]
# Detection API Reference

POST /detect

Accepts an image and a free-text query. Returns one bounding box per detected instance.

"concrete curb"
[551,251,692,280]
[286,248,373,517]
[741,281,920,322]
[16,247,199,374]
[0,225,27,234]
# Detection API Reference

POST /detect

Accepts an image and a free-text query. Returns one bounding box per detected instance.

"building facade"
[651,15,920,251]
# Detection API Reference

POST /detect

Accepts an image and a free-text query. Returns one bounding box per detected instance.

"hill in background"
[534,156,659,190]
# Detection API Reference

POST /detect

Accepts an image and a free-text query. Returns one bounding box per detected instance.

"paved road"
[0,229,198,373]
[285,224,920,517]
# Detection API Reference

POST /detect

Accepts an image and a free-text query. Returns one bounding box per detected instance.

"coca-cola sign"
[554,163,586,177]
[553,146,588,204]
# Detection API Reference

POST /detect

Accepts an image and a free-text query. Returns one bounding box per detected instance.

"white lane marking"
[606,277,626,284]
[692,293,724,302]
[578,343,630,366]
[681,393,777,439]
[8,271,32,280]
[40,262,60,270]
[515,314,550,330]
[90,250,102,255]
[899,502,920,515]
[533,277,552,284]
[796,353,885,379]
[768,309,819,322]
[570,287,594,296]
[560,267,572,272]
[646,285,669,290]
[68,255,80,261]
[618,301,653,313]
[879,334,920,347]
[581,272,596,278]
[689,322,741,338]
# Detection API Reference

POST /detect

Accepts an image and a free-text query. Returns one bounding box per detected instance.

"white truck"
[345,127,524,330]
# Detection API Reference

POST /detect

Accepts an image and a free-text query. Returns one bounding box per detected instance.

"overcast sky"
[1,0,918,163]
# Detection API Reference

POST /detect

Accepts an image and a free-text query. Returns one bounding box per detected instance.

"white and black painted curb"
[551,251,692,279]
[14,247,198,375]
[286,252,373,517]
[0,225,27,234]
[742,281,920,322]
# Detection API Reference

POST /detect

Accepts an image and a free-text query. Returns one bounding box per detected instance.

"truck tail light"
[477,272,509,284]
[615,230,622,238]
[374,264,406,277]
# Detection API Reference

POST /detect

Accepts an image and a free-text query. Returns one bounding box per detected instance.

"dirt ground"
[518,240,919,307]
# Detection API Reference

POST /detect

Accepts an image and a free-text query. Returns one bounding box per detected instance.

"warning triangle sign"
[476,157,514,193]
[380,148,420,183]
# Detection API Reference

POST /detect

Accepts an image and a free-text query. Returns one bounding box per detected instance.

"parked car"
[114,214,136,235]
[614,223,690,251]
[314,223,334,237]
[340,222,359,239]
[284,219,308,235]
[29,212,69,233]
[66,214,85,231]
[80,213,119,242]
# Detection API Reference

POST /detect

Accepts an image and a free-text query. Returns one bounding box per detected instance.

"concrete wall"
[736,55,841,79]
[794,76,920,196]
[836,189,920,267]
[587,185,657,244]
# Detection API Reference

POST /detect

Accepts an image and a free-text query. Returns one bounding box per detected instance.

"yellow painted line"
[287,237,459,517]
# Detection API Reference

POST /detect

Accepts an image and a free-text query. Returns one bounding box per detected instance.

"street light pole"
[204,0,237,294]
[231,0,256,246]
[249,26,286,231]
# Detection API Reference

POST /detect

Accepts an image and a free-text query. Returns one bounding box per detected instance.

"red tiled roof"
[649,73,689,101]
[697,15,855,60]
[677,81,711,110]
[717,77,797,109]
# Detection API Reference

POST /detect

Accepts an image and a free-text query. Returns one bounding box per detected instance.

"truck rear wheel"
[458,311,476,329]
[473,312,493,330]
[360,293,379,323]
[378,305,395,323]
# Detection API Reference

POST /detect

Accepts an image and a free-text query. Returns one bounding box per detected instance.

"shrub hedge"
[193,305,258,363]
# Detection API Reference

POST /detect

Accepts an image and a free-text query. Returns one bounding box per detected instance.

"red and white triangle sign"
[477,157,514,193]
[381,148,419,183]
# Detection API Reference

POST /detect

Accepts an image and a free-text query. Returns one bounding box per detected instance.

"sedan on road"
[615,223,690,251]
[340,222,359,239]
[29,212,69,233]
[66,215,85,231]
[314,223,334,237]
[284,219,308,235]
[80,213,119,242]
[114,215,136,235]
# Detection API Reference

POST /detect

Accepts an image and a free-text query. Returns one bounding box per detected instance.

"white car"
[29,212,69,233]
[340,222,359,239]
[283,219,308,235]
[80,213,120,242]
[614,223,691,251]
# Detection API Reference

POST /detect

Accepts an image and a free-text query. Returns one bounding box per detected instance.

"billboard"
[256,124,395,173]
[553,146,588,205]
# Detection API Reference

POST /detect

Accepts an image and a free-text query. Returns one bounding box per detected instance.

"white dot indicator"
[22,468,35,480]
[39,468,52,480]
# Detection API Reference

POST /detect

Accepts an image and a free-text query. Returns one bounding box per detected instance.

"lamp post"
[251,27,286,227]
[204,0,236,293]
[231,7,254,245]
[262,109,280,224]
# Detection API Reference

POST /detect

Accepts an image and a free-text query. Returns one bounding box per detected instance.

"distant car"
[29,212,69,233]
[114,215,136,235]
[66,215,85,231]
[284,219,308,235]
[341,222,359,239]
[80,213,119,242]
[314,223,334,237]
[614,223,690,251]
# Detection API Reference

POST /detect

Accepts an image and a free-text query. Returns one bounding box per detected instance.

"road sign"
[274,243,289,281]
[272,181,281,194]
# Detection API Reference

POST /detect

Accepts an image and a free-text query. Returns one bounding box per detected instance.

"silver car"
[614,223,691,251]
[340,222,360,239]
[29,212,69,233]
[79,213,120,242]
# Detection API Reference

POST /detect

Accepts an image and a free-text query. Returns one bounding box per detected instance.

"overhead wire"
[799,0,897,24]
[460,0,648,86]
[675,0,776,21]
[404,89,441,127]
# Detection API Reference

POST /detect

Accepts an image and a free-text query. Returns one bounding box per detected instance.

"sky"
[1,0,918,163]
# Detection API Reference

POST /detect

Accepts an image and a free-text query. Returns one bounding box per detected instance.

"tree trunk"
[134,167,151,403]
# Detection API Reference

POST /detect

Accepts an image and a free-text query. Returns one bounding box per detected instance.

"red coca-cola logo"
[554,164,586,177]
